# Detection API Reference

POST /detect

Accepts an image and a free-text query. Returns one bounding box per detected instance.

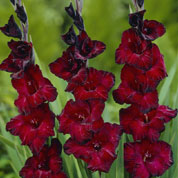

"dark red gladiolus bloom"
[8,40,32,59]
[0,54,22,73]
[115,28,155,70]
[113,63,159,112]
[58,99,104,142]
[6,104,55,153]
[118,45,167,92]
[20,139,67,178]
[0,15,22,39]
[135,44,167,88]
[66,67,115,101]
[12,64,57,113]
[124,140,173,178]
[113,83,158,113]
[120,105,177,141]
[49,48,86,81]
[0,40,33,74]
[142,20,166,41]
[64,123,123,172]
[74,31,106,60]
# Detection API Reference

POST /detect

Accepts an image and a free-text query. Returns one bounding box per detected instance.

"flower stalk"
[0,0,67,177]
[75,0,83,15]
[49,2,123,174]
[113,1,177,177]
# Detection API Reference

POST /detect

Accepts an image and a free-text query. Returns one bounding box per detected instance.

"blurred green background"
[0,0,178,177]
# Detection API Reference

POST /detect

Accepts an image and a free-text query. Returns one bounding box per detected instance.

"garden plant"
[0,0,178,178]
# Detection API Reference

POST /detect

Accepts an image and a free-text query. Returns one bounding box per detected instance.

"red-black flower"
[134,44,167,90]
[20,138,67,178]
[74,31,106,60]
[0,40,32,74]
[122,44,167,90]
[66,67,115,101]
[58,99,104,142]
[115,28,154,70]
[6,104,55,154]
[142,20,166,41]
[64,123,122,172]
[113,84,158,113]
[120,105,177,141]
[113,64,159,112]
[0,15,22,39]
[12,64,57,114]
[124,140,173,178]
[49,48,86,81]
[9,40,32,59]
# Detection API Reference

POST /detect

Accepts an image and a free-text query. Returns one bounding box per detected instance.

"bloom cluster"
[0,1,66,177]
[49,3,123,173]
[113,3,177,178]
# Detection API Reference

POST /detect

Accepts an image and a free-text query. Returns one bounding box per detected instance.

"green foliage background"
[0,0,177,177]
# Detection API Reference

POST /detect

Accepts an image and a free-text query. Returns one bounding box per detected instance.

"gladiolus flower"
[124,140,173,178]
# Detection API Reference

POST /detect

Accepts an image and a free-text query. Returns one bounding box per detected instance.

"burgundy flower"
[66,67,115,101]
[64,123,123,172]
[124,140,173,178]
[8,40,32,59]
[0,40,33,74]
[12,64,57,113]
[74,31,106,60]
[58,99,104,142]
[115,28,154,70]
[135,44,167,89]
[119,45,167,92]
[0,54,22,73]
[6,104,55,154]
[113,84,158,113]
[142,20,166,41]
[120,105,177,141]
[0,15,22,39]
[20,138,67,178]
[113,64,159,112]
[49,48,86,81]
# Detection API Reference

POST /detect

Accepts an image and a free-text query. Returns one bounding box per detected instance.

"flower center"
[38,159,49,170]
[93,143,101,151]
[143,151,152,162]
[74,113,86,122]
[85,81,96,91]
[30,118,40,128]
[26,78,39,95]
[129,40,143,55]
[143,27,152,35]
[144,114,149,123]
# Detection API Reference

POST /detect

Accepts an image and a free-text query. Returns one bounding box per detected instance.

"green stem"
[77,159,88,178]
